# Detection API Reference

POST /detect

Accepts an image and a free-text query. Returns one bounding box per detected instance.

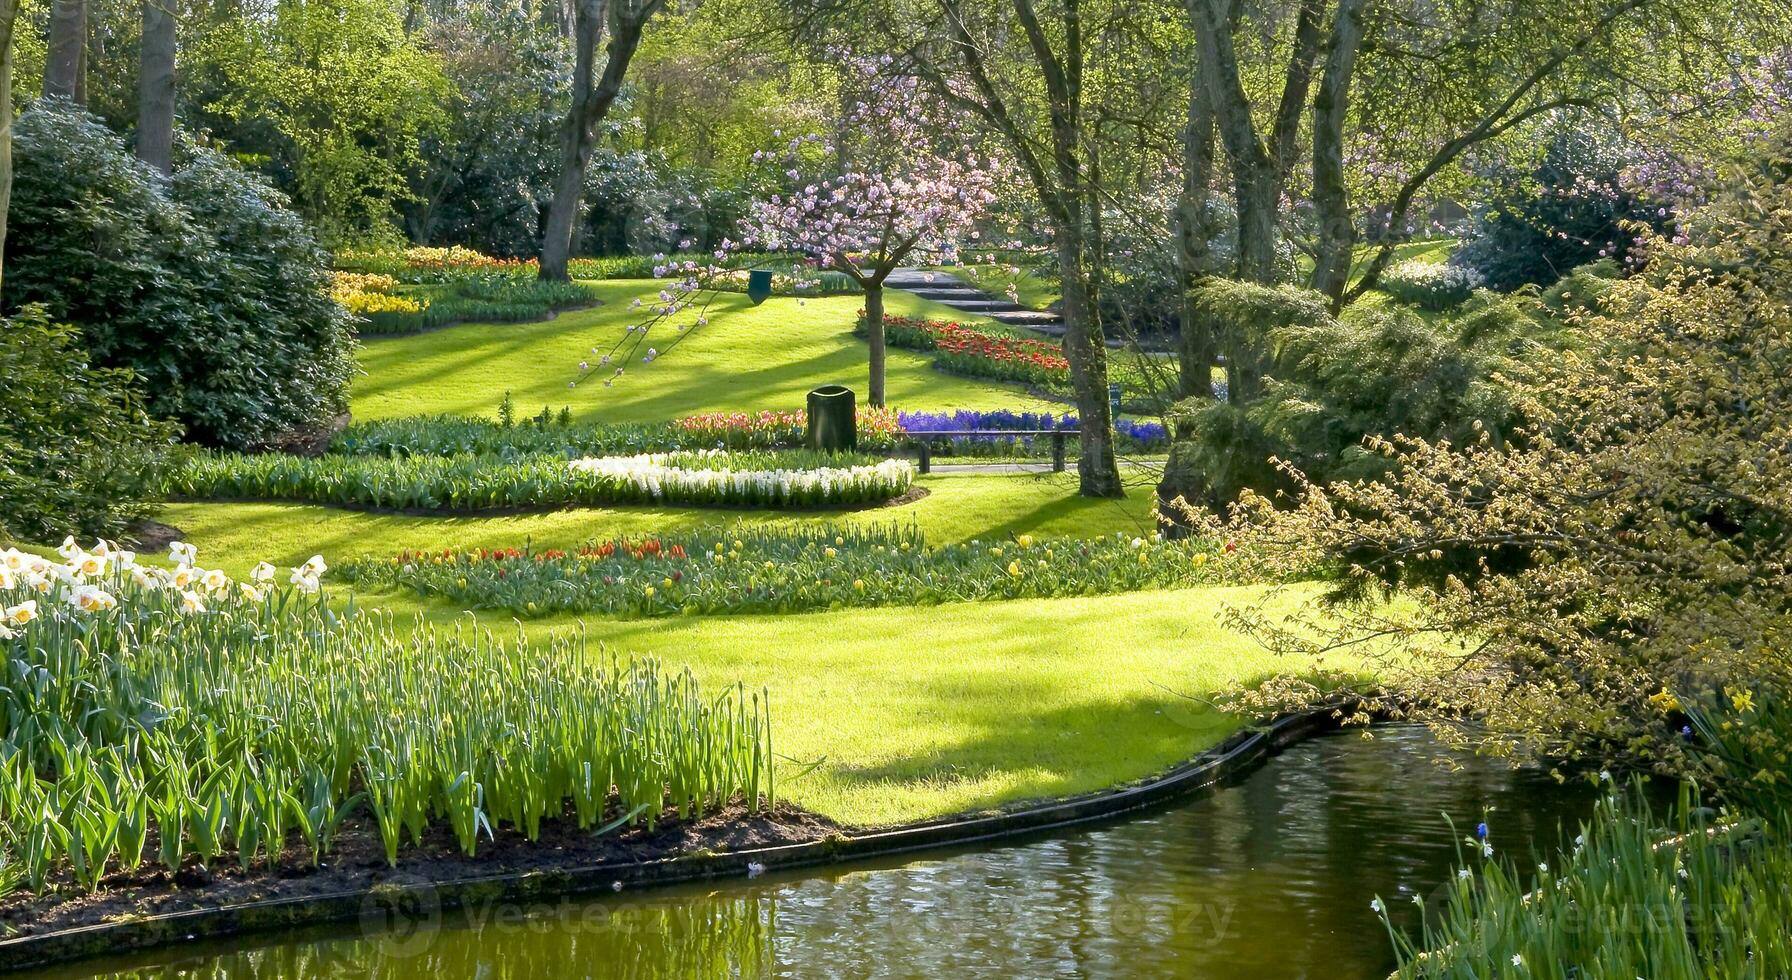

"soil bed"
[0,803,837,942]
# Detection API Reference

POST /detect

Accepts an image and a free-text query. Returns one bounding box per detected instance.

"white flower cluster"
[0,538,329,637]
[567,453,914,505]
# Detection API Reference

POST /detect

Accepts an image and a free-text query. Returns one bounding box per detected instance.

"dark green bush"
[0,310,178,541]
[1452,117,1668,290]
[1161,288,1556,510]
[4,102,354,449]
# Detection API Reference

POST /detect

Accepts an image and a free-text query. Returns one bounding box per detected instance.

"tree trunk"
[540,0,658,281]
[1056,228,1124,498]
[863,282,886,407]
[43,0,84,101]
[1309,0,1365,308]
[1174,50,1219,401]
[137,0,177,175]
[0,0,17,302]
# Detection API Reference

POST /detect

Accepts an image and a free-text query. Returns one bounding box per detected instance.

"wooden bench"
[905,429,1074,473]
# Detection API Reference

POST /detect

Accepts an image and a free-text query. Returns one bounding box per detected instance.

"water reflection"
[29,727,1600,980]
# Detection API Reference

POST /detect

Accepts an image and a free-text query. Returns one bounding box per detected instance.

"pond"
[25,726,1605,979]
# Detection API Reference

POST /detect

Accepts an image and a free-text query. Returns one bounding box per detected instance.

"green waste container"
[807,385,857,451]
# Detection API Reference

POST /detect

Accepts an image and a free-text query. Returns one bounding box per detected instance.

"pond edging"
[0,710,1341,973]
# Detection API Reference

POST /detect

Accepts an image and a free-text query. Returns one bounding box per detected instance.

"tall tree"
[0,0,17,299]
[745,66,997,406]
[538,0,664,281]
[138,0,177,174]
[43,0,87,102]
[901,0,1127,497]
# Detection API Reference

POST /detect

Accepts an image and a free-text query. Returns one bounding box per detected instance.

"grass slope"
[352,282,1060,424]
[355,583,1352,826]
[159,471,1162,575]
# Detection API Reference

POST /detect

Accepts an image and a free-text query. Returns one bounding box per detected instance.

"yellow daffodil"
[1016,534,1034,549]
[1649,688,1680,712]
[825,547,837,559]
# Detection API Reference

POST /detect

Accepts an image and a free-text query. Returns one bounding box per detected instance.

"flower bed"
[861,313,1070,386]
[568,452,913,506]
[0,539,771,891]
[169,449,913,511]
[673,407,903,450]
[897,409,1168,456]
[340,525,1240,618]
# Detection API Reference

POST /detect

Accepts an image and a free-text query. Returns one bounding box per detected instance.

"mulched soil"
[0,804,839,940]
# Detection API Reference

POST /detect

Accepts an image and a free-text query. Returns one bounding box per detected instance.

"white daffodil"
[250,561,276,584]
[24,555,50,575]
[0,569,13,591]
[289,569,321,594]
[201,568,231,592]
[238,582,266,603]
[300,555,328,577]
[115,550,137,570]
[3,600,38,626]
[29,574,54,595]
[130,567,155,589]
[0,548,26,572]
[0,623,14,640]
[171,566,198,589]
[169,541,199,566]
[75,552,108,577]
[72,586,118,613]
[90,539,112,558]
[57,535,81,559]
[178,590,206,614]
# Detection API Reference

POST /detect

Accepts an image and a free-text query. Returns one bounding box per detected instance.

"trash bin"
[807,385,856,451]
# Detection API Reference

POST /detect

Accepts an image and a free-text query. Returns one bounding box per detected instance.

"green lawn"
[128,280,1350,830]
[159,471,1161,575]
[152,467,1345,828]
[336,583,1353,826]
[352,281,1059,424]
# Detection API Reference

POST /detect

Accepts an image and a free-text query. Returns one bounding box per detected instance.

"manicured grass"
[345,583,1355,826]
[158,471,1162,575]
[352,282,1061,424]
[938,263,1062,311]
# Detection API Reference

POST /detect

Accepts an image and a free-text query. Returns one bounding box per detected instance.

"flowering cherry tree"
[745,62,999,406]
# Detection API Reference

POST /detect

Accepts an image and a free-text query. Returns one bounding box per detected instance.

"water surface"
[26,727,1602,979]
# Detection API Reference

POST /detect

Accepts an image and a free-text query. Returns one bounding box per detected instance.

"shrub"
[1160,289,1551,509]
[1194,125,1792,786]
[341,525,1247,618]
[1451,114,1671,290]
[5,103,354,449]
[0,541,771,888]
[1378,260,1485,310]
[0,312,179,542]
[168,449,914,511]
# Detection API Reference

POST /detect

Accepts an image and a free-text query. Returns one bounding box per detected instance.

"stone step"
[934,299,1026,313]
[987,310,1064,326]
[906,288,987,301]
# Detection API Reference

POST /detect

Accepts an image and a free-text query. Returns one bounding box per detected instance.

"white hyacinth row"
[568,453,914,506]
